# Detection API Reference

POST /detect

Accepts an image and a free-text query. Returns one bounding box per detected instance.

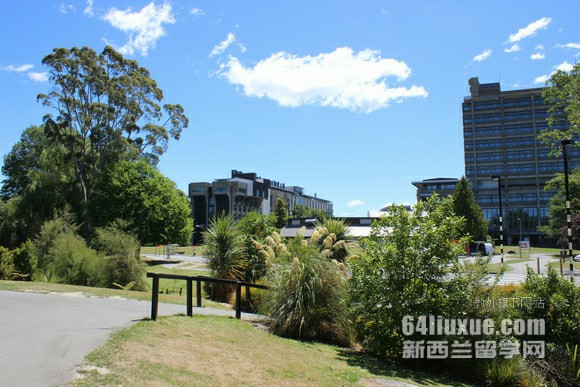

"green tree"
[538,62,579,150]
[1,126,75,245]
[538,169,580,245]
[452,176,488,241]
[38,46,188,234]
[93,160,193,245]
[274,197,288,229]
[290,204,327,220]
[349,197,479,359]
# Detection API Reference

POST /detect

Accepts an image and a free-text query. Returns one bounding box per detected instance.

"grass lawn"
[493,245,560,260]
[547,260,580,271]
[141,245,206,257]
[0,263,229,310]
[73,315,461,386]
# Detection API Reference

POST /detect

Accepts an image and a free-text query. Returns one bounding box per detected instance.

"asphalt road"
[0,291,184,387]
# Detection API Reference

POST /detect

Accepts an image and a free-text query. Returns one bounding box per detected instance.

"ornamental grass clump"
[261,236,352,346]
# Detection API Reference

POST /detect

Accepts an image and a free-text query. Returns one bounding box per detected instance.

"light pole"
[562,139,575,282]
[518,217,522,259]
[492,175,504,266]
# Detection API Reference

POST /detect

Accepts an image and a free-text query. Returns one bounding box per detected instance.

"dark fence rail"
[146,273,269,320]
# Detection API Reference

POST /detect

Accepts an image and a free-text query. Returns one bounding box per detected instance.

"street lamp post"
[518,217,522,259]
[492,175,504,266]
[562,139,575,282]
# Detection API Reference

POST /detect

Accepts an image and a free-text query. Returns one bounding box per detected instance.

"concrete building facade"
[462,77,579,245]
[189,170,333,242]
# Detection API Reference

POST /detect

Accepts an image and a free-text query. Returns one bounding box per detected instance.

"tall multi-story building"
[189,170,333,242]
[462,77,579,245]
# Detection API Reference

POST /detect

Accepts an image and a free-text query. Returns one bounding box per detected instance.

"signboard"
[519,241,530,249]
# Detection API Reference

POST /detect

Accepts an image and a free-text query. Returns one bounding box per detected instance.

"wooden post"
[536,257,540,274]
[151,275,159,321]
[196,280,202,307]
[560,257,563,275]
[235,282,241,319]
[187,278,193,317]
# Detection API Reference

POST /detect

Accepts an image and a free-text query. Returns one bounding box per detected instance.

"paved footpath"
[0,290,257,387]
[484,254,580,286]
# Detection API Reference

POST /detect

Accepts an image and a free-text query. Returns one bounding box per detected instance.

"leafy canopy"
[538,62,579,151]
[452,176,487,241]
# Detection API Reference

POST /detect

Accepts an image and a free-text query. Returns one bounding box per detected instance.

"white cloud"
[556,42,580,49]
[472,49,492,63]
[210,33,236,57]
[103,2,175,56]
[191,8,205,16]
[535,44,545,50]
[504,44,520,53]
[1,64,34,72]
[507,17,551,43]
[59,3,76,14]
[28,72,49,82]
[534,61,574,84]
[534,75,549,84]
[84,0,93,16]
[347,199,365,208]
[218,47,427,113]
[530,52,545,60]
[556,62,574,72]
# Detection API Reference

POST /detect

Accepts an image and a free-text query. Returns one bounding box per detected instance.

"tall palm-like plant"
[310,218,353,263]
[203,214,246,301]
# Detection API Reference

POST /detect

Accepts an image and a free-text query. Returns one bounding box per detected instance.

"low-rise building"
[189,170,333,242]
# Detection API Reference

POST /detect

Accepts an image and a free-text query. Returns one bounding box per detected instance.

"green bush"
[0,246,15,280]
[92,223,146,291]
[349,198,474,359]
[12,240,37,280]
[516,267,580,346]
[485,356,527,387]
[261,236,352,346]
[35,214,77,270]
[47,233,100,286]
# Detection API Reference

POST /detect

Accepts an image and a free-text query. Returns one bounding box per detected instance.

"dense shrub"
[516,267,580,346]
[11,240,37,280]
[48,233,100,286]
[261,235,352,346]
[0,246,15,280]
[34,214,77,270]
[92,223,146,291]
[349,198,475,359]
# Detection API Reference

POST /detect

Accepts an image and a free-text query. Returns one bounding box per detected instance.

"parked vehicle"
[574,255,580,262]
[468,241,494,256]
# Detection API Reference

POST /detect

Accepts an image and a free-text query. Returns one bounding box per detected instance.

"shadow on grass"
[336,349,465,386]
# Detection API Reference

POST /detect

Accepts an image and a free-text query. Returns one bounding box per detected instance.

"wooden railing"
[146,272,268,320]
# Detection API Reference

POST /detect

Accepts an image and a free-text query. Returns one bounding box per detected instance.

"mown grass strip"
[74,315,461,386]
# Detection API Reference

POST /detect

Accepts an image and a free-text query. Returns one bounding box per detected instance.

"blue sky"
[1,1,579,217]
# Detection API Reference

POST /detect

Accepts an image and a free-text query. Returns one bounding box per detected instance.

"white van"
[469,241,494,256]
